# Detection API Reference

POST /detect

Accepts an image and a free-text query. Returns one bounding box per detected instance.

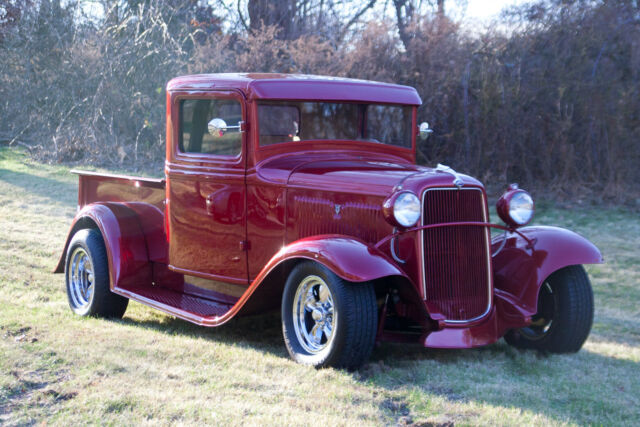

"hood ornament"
[334,204,342,217]
[435,164,464,188]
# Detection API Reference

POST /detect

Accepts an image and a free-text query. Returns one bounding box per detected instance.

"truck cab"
[56,73,602,369]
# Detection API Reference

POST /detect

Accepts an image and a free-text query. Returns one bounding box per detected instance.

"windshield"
[258,101,413,148]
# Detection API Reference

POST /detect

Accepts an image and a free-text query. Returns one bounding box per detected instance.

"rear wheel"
[281,261,377,369]
[65,229,128,318]
[505,265,593,353]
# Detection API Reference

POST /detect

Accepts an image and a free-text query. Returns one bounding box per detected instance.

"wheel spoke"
[318,284,329,303]
[314,324,324,343]
[85,262,94,284]
[72,257,79,283]
[70,254,82,307]
[310,323,322,344]
[304,293,317,311]
[323,324,332,340]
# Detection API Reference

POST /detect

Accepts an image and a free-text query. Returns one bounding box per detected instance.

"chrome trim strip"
[420,187,493,325]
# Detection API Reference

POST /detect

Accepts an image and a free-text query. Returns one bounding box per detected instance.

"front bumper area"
[375,222,537,348]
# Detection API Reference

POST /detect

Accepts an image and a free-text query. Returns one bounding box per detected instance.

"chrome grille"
[421,187,492,322]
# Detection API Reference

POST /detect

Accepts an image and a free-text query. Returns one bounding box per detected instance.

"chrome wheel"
[292,275,337,354]
[67,247,95,310]
[282,261,378,368]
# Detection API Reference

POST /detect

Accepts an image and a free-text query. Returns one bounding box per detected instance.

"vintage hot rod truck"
[55,73,602,369]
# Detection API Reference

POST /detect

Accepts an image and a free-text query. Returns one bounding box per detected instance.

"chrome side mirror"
[208,118,228,137]
[419,122,433,140]
[207,118,243,137]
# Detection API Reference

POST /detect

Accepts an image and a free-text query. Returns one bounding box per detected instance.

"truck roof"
[166,73,422,105]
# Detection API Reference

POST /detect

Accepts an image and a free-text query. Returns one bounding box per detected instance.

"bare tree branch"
[337,0,377,43]
[237,0,251,33]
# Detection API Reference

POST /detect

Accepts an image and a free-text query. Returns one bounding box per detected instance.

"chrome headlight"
[497,184,534,227]
[383,191,421,228]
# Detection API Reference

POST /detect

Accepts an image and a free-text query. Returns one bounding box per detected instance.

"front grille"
[421,188,491,322]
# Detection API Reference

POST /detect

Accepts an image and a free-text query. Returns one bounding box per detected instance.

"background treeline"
[1,0,638,201]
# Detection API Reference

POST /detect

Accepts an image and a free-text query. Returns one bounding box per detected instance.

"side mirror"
[419,122,433,140]
[208,118,244,137]
[208,118,228,137]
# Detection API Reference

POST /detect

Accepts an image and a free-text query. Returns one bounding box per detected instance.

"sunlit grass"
[1,146,638,425]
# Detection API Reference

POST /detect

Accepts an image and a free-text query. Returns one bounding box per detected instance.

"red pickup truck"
[55,73,602,369]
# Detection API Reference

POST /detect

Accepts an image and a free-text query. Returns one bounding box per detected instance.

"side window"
[365,105,412,148]
[258,104,301,146]
[179,98,242,156]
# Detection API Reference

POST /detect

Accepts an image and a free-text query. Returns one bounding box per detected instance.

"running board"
[113,285,235,326]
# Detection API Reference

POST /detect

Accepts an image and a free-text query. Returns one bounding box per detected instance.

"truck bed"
[72,170,165,209]
[63,170,249,320]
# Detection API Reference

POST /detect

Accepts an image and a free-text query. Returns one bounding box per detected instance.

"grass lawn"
[0,146,638,426]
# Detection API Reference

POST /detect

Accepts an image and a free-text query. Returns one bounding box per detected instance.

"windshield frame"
[253,100,417,157]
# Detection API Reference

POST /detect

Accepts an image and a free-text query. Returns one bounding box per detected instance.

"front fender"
[54,202,162,290]
[231,234,409,319]
[257,234,407,284]
[492,225,603,317]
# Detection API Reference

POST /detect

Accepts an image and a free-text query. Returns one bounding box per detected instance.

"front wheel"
[281,261,377,369]
[505,265,594,353]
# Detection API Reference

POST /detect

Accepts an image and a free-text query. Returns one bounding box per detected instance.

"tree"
[240,0,378,41]
[391,0,447,50]
[0,0,32,41]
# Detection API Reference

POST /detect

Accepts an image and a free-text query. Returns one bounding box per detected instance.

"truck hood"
[257,152,483,196]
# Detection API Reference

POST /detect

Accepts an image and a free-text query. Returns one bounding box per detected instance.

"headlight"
[383,191,421,228]
[497,184,535,227]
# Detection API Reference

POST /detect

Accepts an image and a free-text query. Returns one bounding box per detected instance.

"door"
[166,91,248,284]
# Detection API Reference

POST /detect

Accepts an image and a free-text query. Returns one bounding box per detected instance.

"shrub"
[0,0,637,200]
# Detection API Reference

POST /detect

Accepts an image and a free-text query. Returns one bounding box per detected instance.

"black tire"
[505,265,593,353]
[281,261,377,369]
[65,228,128,318]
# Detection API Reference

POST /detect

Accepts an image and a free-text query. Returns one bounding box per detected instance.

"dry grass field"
[1,147,638,426]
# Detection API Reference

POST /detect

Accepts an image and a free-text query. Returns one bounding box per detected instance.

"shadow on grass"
[116,310,287,358]
[0,167,77,206]
[111,308,638,425]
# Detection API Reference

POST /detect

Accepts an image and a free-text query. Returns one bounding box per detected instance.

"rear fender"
[54,202,164,290]
[492,226,603,317]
